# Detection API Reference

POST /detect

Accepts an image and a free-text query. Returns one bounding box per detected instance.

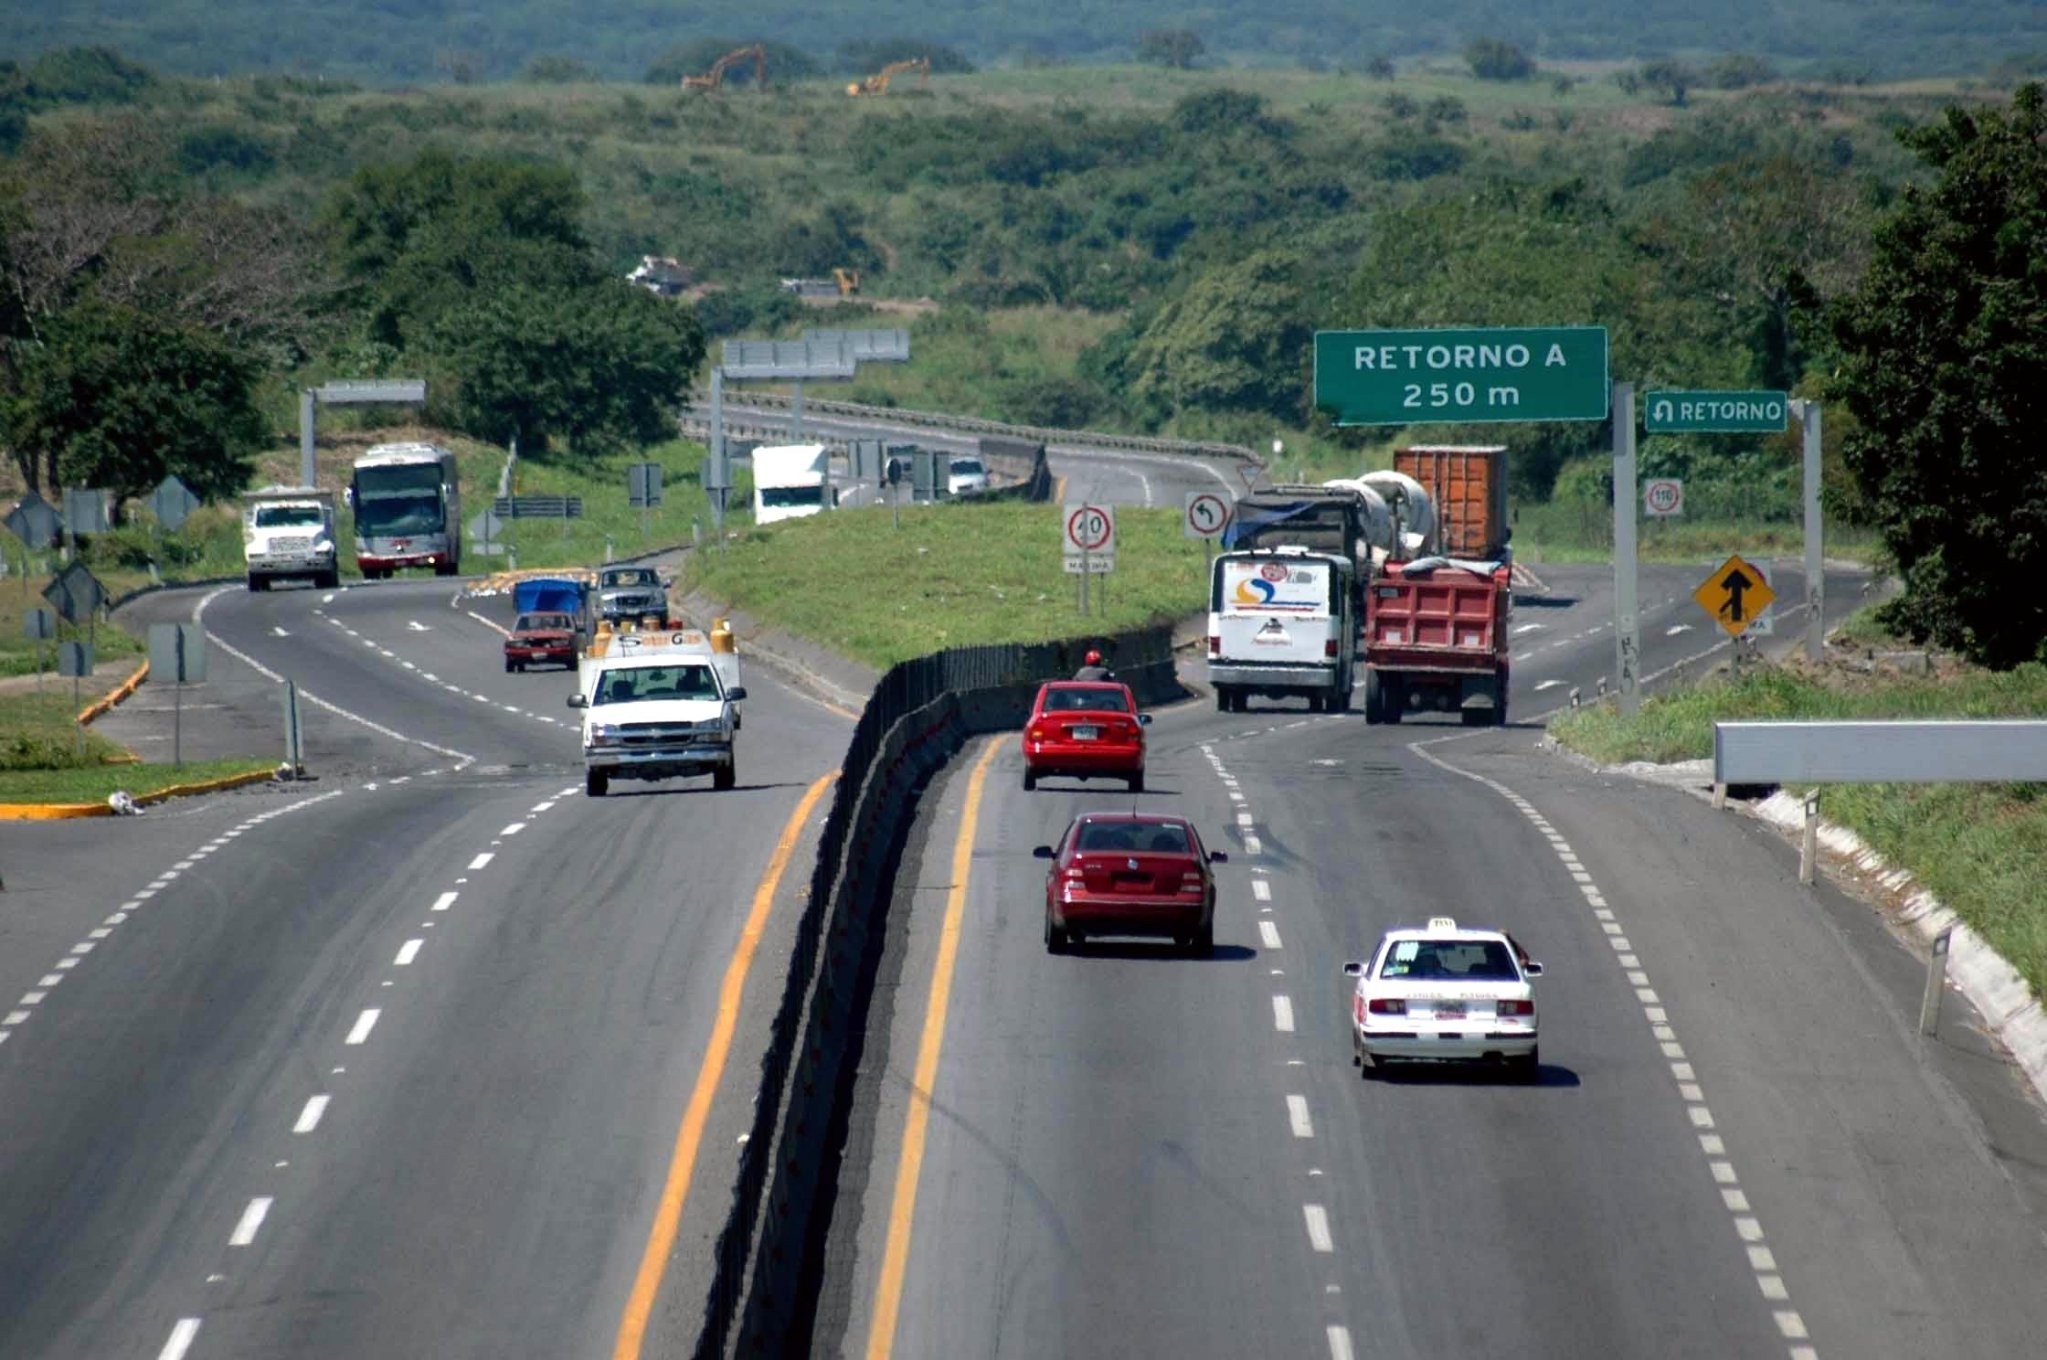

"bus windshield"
[355,494,445,537]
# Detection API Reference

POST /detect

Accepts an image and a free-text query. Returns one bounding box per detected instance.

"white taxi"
[1344,917,1542,1079]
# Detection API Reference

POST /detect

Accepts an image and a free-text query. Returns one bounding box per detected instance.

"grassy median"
[1548,629,2047,1002]
[688,498,1210,670]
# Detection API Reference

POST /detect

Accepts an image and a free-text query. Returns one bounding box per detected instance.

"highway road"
[815,564,2047,1360]
[0,575,850,1360]
[709,401,1243,511]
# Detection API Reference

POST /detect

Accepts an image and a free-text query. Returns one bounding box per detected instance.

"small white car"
[946,456,989,496]
[1344,917,1542,1079]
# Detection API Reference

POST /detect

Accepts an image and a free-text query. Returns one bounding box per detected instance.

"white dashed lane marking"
[157,1318,202,1360]
[1303,1204,1334,1253]
[1286,1094,1315,1138]
[1252,880,1271,902]
[467,852,494,870]
[394,940,423,967]
[294,1095,329,1134]
[1259,920,1283,950]
[228,1196,272,1247]
[1272,995,1295,1033]
[344,1009,380,1046]
[431,891,458,912]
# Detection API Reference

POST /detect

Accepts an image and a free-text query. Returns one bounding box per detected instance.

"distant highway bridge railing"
[680,391,1265,472]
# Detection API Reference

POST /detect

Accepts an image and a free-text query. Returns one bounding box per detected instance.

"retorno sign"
[1314,326,1610,426]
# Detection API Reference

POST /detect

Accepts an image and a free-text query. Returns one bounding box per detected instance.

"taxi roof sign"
[1693,553,1777,637]
[1426,916,1458,932]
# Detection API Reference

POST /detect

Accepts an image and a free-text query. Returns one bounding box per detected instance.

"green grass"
[688,498,1209,669]
[0,691,134,769]
[1513,499,1884,566]
[1548,630,2047,1000]
[0,757,276,805]
[481,437,723,571]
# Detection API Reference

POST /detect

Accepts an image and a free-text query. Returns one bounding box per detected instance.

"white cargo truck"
[1206,546,1358,714]
[568,630,747,797]
[750,444,835,525]
[242,487,339,591]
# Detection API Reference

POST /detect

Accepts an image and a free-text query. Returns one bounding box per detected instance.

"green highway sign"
[1313,326,1609,426]
[1643,390,1789,434]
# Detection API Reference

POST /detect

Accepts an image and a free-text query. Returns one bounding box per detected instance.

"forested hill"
[3,0,2042,83]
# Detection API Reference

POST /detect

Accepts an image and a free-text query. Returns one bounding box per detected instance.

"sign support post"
[1612,382,1640,716]
[1796,399,1825,664]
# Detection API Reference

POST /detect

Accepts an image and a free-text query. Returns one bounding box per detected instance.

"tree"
[1639,58,1699,107]
[1830,84,2047,668]
[1,301,263,505]
[1465,37,1535,81]
[523,55,595,83]
[1136,29,1205,70]
[839,40,975,75]
[432,282,704,453]
[643,39,817,85]
[1125,251,1311,423]
[1708,54,1776,90]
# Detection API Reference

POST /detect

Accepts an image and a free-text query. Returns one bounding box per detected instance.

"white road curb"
[1751,791,2047,1108]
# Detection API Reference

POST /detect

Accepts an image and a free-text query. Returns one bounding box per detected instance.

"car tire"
[504,659,515,673]
[247,574,267,592]
[1215,688,1230,713]
[1022,769,1038,792]
[1358,1046,1379,1079]
[1129,771,1144,794]
[1192,921,1214,957]
[1512,1047,1540,1082]
[714,761,737,791]
[1044,913,1067,953]
[586,770,608,798]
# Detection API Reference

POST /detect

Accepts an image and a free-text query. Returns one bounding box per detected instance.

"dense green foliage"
[1831,83,2047,668]
[4,2,2045,84]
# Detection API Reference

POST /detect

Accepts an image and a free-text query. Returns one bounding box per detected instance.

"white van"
[1205,547,1357,714]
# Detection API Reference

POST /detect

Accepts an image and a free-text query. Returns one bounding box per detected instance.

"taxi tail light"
[1208,634,1221,656]
[1367,998,1406,1016]
[1497,999,1534,1017]
[1325,638,1339,658]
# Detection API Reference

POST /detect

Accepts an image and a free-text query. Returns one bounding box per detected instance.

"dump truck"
[1361,446,1513,727]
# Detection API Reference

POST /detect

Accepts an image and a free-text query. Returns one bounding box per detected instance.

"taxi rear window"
[1379,939,1519,981]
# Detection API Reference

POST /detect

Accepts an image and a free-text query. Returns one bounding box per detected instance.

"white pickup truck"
[567,630,746,797]
[243,487,339,591]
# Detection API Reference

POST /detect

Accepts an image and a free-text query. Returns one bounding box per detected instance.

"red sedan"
[1036,813,1227,956]
[504,611,578,672]
[1020,681,1150,792]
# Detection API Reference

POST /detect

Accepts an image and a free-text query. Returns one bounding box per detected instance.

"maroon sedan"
[1020,681,1151,792]
[1036,813,1226,956]
[504,611,577,672]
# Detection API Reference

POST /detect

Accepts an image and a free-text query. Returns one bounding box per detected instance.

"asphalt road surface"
[0,575,850,1360]
[816,565,2047,1360]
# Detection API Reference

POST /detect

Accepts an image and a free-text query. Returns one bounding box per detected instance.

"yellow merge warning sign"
[1692,553,1777,637]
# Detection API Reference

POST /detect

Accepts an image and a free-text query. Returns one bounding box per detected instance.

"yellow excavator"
[846,56,929,97]
[682,44,767,91]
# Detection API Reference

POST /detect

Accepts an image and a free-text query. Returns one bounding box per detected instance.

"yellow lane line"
[611,768,839,1360]
[865,736,1003,1359]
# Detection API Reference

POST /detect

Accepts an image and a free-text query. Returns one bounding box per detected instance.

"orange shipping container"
[1394,445,1508,559]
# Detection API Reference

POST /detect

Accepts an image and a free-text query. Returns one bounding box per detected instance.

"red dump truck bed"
[1362,559,1511,726]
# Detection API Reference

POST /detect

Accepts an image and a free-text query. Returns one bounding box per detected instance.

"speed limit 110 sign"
[1643,478,1684,518]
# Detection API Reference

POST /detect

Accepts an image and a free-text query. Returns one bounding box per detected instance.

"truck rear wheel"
[247,573,268,592]
[1362,671,1383,724]
[1382,678,1404,725]
[316,570,340,590]
[585,770,608,798]
[713,761,737,791]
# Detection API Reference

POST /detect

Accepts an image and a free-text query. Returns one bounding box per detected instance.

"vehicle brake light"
[1368,998,1406,1015]
[1325,638,1338,658]
[1208,634,1221,656]
[1180,871,1205,892]
[1028,725,1048,742]
[1497,999,1534,1017]
[1062,867,1086,882]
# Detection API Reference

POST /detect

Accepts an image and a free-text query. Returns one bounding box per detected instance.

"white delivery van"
[243,487,339,591]
[751,444,836,525]
[1205,547,1357,714]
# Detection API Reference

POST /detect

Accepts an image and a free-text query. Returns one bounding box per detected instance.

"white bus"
[348,443,460,579]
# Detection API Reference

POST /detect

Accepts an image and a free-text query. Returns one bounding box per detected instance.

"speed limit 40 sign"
[1184,491,1233,541]
[1643,478,1684,518]
[1063,502,1115,573]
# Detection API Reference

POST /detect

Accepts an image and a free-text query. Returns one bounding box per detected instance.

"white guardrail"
[680,391,1264,469]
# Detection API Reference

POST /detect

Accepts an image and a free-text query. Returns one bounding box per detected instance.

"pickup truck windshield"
[759,485,825,508]
[515,614,573,633]
[603,569,658,587]
[593,664,719,705]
